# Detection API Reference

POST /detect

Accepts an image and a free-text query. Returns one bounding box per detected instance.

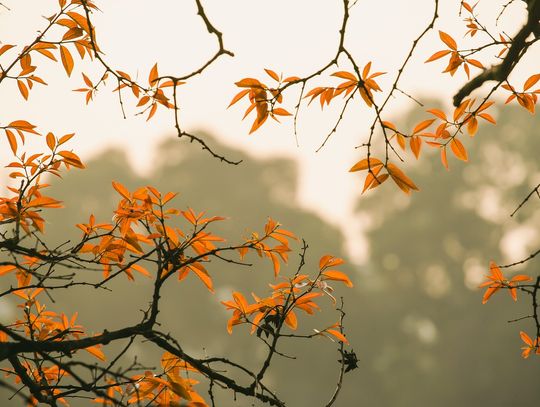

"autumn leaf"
[362,165,386,193]
[59,45,74,76]
[467,117,478,136]
[332,71,357,81]
[439,31,457,50]
[5,130,17,154]
[319,255,345,271]
[523,73,540,91]
[410,136,422,159]
[349,157,383,172]
[425,49,451,63]
[0,265,18,276]
[412,119,435,134]
[386,163,419,194]
[235,78,262,88]
[59,150,85,168]
[228,89,250,107]
[0,44,15,57]
[84,345,106,361]
[322,270,353,287]
[284,310,298,330]
[427,108,447,121]
[112,181,131,200]
[46,132,56,150]
[58,133,75,145]
[326,328,349,344]
[440,147,449,169]
[17,80,29,100]
[149,63,159,85]
[272,107,291,116]
[450,138,467,161]
[26,196,62,208]
[264,68,280,81]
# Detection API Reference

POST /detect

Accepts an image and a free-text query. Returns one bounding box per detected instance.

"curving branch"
[453,0,540,105]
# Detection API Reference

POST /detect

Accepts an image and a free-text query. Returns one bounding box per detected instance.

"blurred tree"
[350,104,540,406]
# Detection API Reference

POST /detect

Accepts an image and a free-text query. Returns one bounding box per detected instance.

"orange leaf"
[59,45,74,76]
[81,72,92,87]
[58,133,75,145]
[410,136,422,159]
[249,110,268,134]
[5,130,17,154]
[382,121,397,131]
[332,71,357,81]
[264,68,280,81]
[0,44,15,56]
[362,165,383,193]
[112,181,130,200]
[46,132,56,150]
[349,157,383,172]
[62,27,83,41]
[326,329,349,344]
[147,103,157,121]
[168,376,192,400]
[395,133,406,150]
[466,58,484,69]
[228,89,250,107]
[427,108,447,121]
[453,99,470,121]
[85,345,106,361]
[387,163,419,194]
[148,63,159,85]
[467,117,478,136]
[36,48,57,61]
[272,107,291,116]
[191,265,214,292]
[284,310,298,330]
[0,265,17,276]
[131,264,151,278]
[235,78,262,88]
[322,270,353,287]
[283,76,300,82]
[412,119,435,134]
[439,31,457,50]
[319,255,345,270]
[450,138,467,161]
[524,73,540,91]
[362,62,372,79]
[425,49,451,63]
[26,196,62,208]
[136,96,150,107]
[478,113,496,124]
[8,120,37,131]
[270,252,280,277]
[58,150,84,168]
[440,147,449,169]
[17,80,29,100]
[232,291,249,313]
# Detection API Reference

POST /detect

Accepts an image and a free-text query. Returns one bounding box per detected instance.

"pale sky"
[0,0,533,262]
